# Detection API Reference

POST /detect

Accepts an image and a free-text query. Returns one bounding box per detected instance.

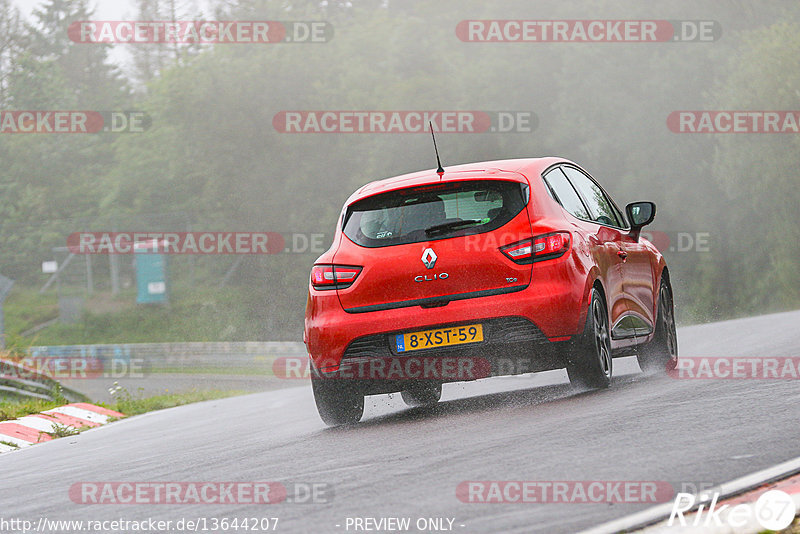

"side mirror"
[626,201,656,231]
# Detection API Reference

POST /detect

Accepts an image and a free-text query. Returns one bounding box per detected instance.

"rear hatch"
[333,176,533,313]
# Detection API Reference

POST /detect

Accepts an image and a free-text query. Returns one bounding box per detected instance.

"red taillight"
[501,241,534,260]
[500,232,571,263]
[310,264,362,290]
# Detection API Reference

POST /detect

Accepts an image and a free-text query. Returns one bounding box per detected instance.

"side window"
[542,168,590,220]
[562,167,621,227]
[611,201,628,228]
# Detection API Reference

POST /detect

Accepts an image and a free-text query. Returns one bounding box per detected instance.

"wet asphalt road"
[1,310,799,534]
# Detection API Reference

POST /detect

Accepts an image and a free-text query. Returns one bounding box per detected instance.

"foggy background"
[0,0,798,346]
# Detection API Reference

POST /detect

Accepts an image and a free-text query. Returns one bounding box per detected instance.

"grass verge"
[102,386,245,416]
[6,285,277,348]
[1,387,244,442]
[0,398,65,421]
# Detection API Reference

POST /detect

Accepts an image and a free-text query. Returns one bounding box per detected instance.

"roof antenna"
[429,121,445,177]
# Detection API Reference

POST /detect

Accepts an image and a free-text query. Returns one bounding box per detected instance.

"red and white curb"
[636,474,800,533]
[0,403,124,452]
[580,455,800,534]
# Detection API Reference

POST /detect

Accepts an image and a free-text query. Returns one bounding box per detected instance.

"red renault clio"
[304,158,677,426]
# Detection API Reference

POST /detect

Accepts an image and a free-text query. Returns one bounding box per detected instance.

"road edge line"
[578,455,800,534]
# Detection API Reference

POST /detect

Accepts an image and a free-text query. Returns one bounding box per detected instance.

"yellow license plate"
[395,324,484,352]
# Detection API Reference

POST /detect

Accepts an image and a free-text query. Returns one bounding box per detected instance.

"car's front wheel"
[566,288,612,389]
[311,372,364,426]
[401,382,442,407]
[637,277,678,374]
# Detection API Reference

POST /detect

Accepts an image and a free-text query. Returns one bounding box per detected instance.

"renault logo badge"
[421,248,437,269]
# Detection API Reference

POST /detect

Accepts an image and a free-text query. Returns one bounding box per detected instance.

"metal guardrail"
[25,342,308,374]
[0,358,90,402]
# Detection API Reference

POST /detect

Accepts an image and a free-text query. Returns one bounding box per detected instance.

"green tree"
[0,0,23,106]
[0,0,130,282]
[708,20,800,313]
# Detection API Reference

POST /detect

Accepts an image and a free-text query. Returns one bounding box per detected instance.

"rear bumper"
[304,274,585,373]
[310,316,570,395]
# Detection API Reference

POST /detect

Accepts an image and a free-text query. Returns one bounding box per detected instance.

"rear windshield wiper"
[425,219,484,236]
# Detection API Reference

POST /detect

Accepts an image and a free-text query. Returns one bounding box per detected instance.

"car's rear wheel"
[566,288,612,389]
[637,278,678,374]
[311,373,364,426]
[401,382,442,407]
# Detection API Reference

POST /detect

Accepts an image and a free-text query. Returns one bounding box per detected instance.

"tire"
[401,382,442,407]
[311,373,364,426]
[566,288,612,389]
[637,278,678,374]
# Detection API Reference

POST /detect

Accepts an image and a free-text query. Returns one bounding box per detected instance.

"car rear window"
[343,180,528,247]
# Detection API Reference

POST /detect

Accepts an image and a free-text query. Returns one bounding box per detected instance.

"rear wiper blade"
[425,219,483,236]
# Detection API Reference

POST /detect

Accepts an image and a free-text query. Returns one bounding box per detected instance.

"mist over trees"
[1,0,798,339]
